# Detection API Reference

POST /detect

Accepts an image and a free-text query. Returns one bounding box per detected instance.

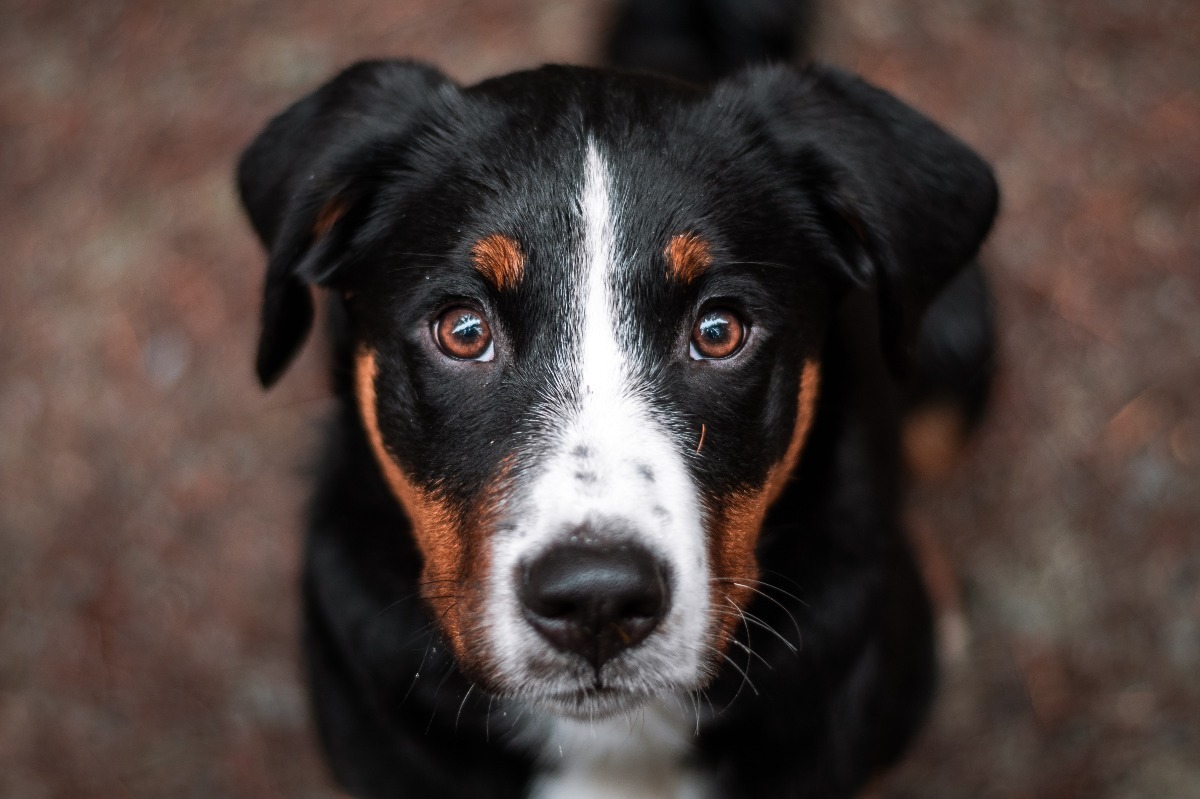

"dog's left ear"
[723,64,999,375]
[238,60,454,387]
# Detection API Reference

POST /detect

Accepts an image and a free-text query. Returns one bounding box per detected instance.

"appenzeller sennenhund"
[237,1,998,796]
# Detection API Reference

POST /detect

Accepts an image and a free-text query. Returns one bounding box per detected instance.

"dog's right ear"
[237,61,453,387]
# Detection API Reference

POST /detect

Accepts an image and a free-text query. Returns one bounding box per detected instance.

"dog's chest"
[524,702,712,799]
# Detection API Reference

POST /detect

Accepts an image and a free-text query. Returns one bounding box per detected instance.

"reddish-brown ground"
[1,1,1197,797]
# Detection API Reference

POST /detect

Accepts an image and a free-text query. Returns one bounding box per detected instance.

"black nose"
[519,542,670,670]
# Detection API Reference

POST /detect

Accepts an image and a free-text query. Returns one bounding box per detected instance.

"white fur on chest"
[526,701,712,799]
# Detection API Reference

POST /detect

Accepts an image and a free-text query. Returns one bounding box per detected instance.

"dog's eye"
[433,306,494,361]
[690,309,745,360]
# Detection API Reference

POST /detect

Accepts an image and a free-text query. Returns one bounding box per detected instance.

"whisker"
[455,683,475,731]
[511,702,528,728]
[401,636,435,705]
[398,625,434,650]
[728,637,772,670]
[374,576,460,620]
[712,575,810,608]
[726,599,798,654]
[374,591,421,619]
[402,596,462,703]
[741,608,798,654]
[383,251,457,261]
[672,691,701,736]
[722,258,796,271]
[718,590,751,627]
[733,621,762,692]
[729,581,804,644]
[426,661,459,735]
[719,648,759,700]
[397,596,462,649]
[718,592,764,668]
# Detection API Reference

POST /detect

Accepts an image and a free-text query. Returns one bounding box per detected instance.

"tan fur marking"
[708,360,822,647]
[355,348,457,557]
[765,359,822,506]
[665,232,712,284]
[354,348,470,651]
[471,233,525,291]
[354,347,511,679]
[312,196,349,239]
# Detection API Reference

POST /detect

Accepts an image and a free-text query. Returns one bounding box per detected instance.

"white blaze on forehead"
[564,140,677,522]
[579,142,627,406]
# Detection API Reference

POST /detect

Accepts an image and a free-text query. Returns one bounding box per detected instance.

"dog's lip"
[537,683,656,718]
[554,683,622,698]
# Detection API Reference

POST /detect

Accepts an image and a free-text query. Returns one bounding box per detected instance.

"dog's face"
[239,63,996,720]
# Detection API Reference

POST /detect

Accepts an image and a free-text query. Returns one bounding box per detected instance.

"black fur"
[238,2,997,796]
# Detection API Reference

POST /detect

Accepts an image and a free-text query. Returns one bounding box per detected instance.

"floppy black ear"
[237,60,453,387]
[726,64,999,375]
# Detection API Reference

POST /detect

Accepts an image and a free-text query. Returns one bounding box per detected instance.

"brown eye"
[434,306,494,361]
[690,309,744,360]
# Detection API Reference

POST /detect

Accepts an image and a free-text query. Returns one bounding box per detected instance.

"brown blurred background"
[1,1,1197,796]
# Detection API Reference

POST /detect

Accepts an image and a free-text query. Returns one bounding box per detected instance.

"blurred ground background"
[1,0,1197,796]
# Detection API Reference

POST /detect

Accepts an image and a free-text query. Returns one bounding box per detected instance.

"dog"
[237,1,998,796]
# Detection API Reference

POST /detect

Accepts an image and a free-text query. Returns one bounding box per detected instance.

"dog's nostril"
[520,542,670,670]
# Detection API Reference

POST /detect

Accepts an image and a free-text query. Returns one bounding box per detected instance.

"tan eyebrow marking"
[471,233,525,291]
[665,232,713,284]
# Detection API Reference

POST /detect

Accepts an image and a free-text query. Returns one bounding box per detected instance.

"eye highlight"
[690,309,745,360]
[433,306,494,361]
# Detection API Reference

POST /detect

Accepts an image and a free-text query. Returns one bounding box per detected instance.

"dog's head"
[239,62,996,719]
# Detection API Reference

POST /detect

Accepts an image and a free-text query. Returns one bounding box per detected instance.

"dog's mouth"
[537,682,657,720]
